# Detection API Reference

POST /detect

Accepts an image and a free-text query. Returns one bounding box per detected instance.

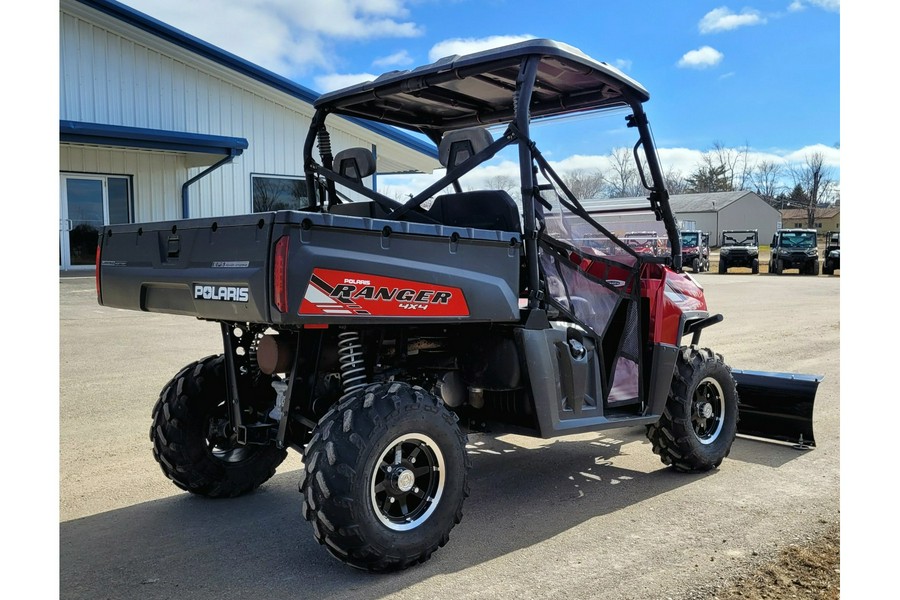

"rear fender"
[732,369,822,447]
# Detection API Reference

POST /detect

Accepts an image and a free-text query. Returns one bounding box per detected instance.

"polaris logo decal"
[300,269,469,317]
[194,284,249,302]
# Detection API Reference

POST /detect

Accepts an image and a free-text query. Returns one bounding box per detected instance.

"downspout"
[181,149,240,219]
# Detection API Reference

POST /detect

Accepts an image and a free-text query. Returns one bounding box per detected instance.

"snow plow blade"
[732,369,822,448]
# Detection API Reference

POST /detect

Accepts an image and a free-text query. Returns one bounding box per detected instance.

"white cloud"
[783,143,841,168]
[120,0,423,77]
[380,143,840,199]
[614,59,633,71]
[790,0,840,11]
[677,46,724,69]
[699,7,766,33]
[428,35,536,62]
[314,72,379,93]
[373,50,415,68]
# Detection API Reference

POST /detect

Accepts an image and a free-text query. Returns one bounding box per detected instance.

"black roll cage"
[301,46,684,297]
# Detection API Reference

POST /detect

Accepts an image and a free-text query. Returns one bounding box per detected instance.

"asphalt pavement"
[58,271,840,600]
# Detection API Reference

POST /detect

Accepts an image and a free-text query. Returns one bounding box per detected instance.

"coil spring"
[338,331,367,399]
[317,126,332,161]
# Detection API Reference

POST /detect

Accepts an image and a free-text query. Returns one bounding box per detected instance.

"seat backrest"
[427,190,521,232]
[439,127,494,169]
[333,147,376,181]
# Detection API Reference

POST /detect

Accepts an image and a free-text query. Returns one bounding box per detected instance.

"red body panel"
[643,266,708,345]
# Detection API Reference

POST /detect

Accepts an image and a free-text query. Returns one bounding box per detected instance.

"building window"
[795,222,803,228]
[816,223,822,228]
[252,175,309,212]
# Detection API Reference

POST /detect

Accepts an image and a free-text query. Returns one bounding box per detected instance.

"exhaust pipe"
[732,369,823,448]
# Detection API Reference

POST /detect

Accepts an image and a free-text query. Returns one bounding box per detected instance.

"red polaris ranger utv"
[95,40,820,572]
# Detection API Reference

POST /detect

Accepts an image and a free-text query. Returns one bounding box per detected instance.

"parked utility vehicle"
[718,229,759,274]
[681,230,710,272]
[770,229,819,275]
[95,40,819,572]
[822,231,840,275]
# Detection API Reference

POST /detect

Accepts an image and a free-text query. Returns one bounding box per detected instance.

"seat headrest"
[333,147,376,181]
[438,127,493,169]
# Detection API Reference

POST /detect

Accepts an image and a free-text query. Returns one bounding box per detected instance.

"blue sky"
[118,0,841,195]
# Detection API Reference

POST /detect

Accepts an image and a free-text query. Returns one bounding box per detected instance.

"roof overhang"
[60,120,248,167]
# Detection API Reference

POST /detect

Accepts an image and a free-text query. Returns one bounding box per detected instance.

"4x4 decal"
[299,268,469,317]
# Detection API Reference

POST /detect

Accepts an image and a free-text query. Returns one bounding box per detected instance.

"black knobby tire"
[300,382,470,572]
[718,260,726,274]
[692,257,701,273]
[772,260,782,275]
[751,258,759,274]
[823,261,833,275]
[646,346,738,472]
[150,354,287,497]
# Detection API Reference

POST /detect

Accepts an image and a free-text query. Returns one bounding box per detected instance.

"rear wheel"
[300,382,470,572]
[150,355,287,497]
[646,346,738,472]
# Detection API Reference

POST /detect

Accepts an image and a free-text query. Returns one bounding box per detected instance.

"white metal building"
[59,0,440,272]
[583,191,780,247]
[668,191,781,246]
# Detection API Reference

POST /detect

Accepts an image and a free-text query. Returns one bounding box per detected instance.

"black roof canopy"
[315,39,651,136]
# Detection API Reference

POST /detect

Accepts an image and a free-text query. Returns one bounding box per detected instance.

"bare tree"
[559,169,605,200]
[713,141,752,191]
[253,178,281,212]
[790,152,835,228]
[664,167,689,195]
[750,160,784,207]
[603,147,643,197]
[484,174,521,200]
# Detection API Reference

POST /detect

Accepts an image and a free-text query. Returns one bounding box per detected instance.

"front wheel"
[646,346,738,472]
[718,260,726,274]
[300,382,470,572]
[751,258,759,274]
[150,355,287,497]
[692,257,701,273]
[772,259,783,275]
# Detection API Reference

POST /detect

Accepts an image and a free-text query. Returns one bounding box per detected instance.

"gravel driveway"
[59,271,839,599]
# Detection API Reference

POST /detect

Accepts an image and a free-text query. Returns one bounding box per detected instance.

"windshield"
[779,231,816,248]
[681,232,700,248]
[722,231,757,246]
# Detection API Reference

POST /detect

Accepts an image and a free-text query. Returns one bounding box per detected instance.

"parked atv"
[718,230,759,274]
[822,231,840,275]
[681,230,710,272]
[623,231,669,257]
[95,40,820,572]
[770,229,819,275]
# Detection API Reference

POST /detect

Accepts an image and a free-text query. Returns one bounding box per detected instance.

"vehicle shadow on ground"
[60,430,812,600]
[60,429,731,600]
[729,435,814,468]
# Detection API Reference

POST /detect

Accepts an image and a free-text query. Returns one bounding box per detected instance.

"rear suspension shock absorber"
[338,330,367,399]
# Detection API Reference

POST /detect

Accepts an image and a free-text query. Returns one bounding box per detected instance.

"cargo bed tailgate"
[97,214,274,323]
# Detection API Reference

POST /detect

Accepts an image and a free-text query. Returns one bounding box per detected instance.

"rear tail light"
[273,235,289,313]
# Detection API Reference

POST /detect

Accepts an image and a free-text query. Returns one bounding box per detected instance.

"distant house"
[779,208,840,234]
[59,0,439,272]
